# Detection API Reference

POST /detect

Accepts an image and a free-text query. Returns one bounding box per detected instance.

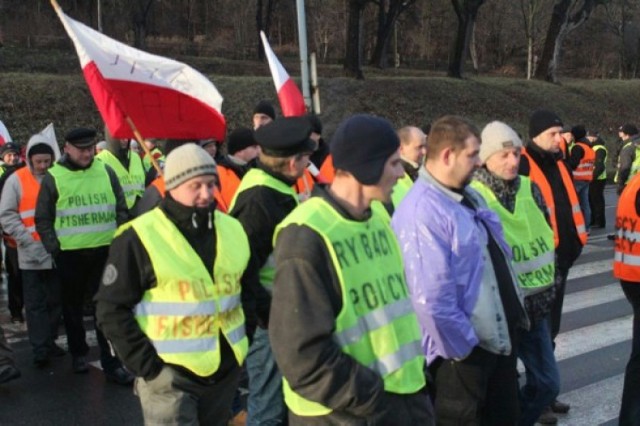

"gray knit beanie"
[479,121,522,163]
[164,144,218,190]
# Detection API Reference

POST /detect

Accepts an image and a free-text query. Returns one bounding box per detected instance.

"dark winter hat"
[28,143,54,157]
[529,110,564,139]
[306,114,323,135]
[0,142,19,157]
[571,125,587,142]
[331,114,400,185]
[253,100,276,121]
[65,127,97,148]
[619,123,638,136]
[255,117,315,157]
[227,127,257,155]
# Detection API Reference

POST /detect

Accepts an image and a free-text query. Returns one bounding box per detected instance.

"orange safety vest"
[294,169,315,200]
[148,176,228,213]
[572,142,596,182]
[15,167,40,242]
[522,150,588,248]
[319,154,335,184]
[217,165,242,213]
[614,173,640,281]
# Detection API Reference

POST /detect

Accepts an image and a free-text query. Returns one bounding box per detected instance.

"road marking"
[557,374,624,426]
[562,282,625,314]
[568,259,613,281]
[555,315,632,362]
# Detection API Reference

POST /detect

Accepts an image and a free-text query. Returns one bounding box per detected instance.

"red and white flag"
[260,31,306,117]
[53,3,226,141]
[0,120,12,146]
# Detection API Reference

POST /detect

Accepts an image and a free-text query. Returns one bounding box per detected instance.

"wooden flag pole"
[125,116,163,177]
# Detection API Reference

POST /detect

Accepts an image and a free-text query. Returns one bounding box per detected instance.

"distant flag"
[51,1,226,141]
[0,120,12,146]
[38,123,62,159]
[260,31,306,117]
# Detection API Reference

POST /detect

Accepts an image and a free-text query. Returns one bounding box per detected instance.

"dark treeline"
[0,0,639,81]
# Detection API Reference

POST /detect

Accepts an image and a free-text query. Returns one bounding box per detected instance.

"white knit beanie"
[163,144,218,190]
[479,121,523,163]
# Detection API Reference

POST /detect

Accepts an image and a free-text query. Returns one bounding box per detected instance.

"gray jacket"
[0,133,59,270]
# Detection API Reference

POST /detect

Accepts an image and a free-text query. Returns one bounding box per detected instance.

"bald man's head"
[397,126,427,166]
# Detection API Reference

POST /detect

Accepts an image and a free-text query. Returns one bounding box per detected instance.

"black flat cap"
[0,142,20,157]
[65,128,97,148]
[255,117,315,157]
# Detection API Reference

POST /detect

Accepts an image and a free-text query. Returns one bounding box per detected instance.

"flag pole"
[125,117,163,177]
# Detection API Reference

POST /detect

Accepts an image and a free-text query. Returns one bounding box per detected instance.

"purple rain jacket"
[391,168,526,365]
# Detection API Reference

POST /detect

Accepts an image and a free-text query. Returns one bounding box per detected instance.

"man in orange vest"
[0,134,64,368]
[519,110,587,417]
[217,128,259,211]
[613,175,640,425]
[567,125,595,232]
[0,142,25,324]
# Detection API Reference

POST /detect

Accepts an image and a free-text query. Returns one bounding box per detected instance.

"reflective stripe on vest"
[614,173,640,281]
[572,142,595,182]
[49,160,117,250]
[522,150,587,248]
[15,167,42,241]
[391,172,413,209]
[230,168,299,292]
[96,150,145,209]
[471,177,555,295]
[275,198,425,417]
[124,208,250,376]
[592,145,608,181]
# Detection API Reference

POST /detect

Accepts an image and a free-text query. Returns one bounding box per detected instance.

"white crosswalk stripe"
[562,282,624,313]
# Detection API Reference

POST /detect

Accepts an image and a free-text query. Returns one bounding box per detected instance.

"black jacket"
[229,163,298,327]
[95,194,255,381]
[401,159,420,182]
[519,143,582,269]
[269,186,430,424]
[34,155,129,256]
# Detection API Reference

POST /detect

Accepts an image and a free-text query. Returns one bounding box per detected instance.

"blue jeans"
[246,327,286,425]
[517,318,560,426]
[574,180,591,231]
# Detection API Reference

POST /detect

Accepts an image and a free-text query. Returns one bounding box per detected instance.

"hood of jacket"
[26,131,61,174]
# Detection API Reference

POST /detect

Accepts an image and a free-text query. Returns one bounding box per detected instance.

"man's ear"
[441,146,454,167]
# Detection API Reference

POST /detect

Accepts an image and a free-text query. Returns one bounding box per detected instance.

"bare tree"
[520,0,547,79]
[344,0,369,79]
[369,0,418,68]
[448,0,486,79]
[256,0,277,60]
[130,0,153,50]
[602,0,637,78]
[534,0,605,82]
[131,0,154,49]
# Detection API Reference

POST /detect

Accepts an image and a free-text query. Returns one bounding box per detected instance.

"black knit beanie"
[28,143,54,157]
[331,114,399,185]
[227,127,257,155]
[253,100,276,120]
[529,109,563,139]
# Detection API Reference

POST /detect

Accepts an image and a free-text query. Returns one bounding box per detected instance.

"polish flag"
[0,120,11,146]
[260,31,306,117]
[52,3,226,141]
